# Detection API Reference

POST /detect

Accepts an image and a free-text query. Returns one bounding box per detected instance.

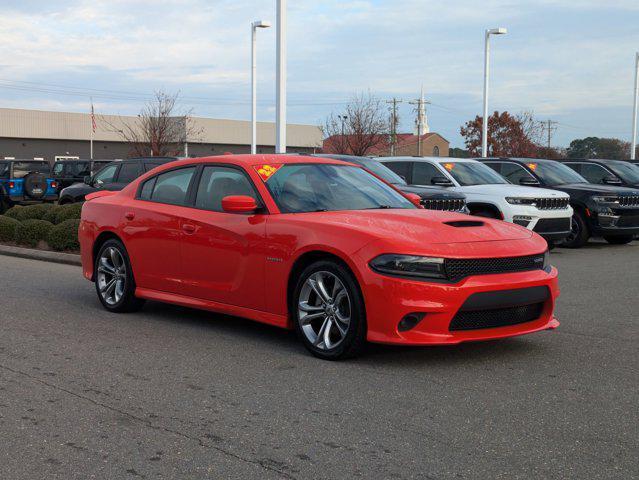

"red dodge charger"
[79,155,559,359]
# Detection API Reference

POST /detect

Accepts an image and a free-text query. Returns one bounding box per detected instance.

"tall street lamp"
[276,0,287,153]
[482,27,507,158]
[632,52,639,160]
[251,20,271,155]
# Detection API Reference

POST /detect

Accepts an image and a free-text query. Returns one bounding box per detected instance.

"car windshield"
[12,162,50,178]
[265,164,415,213]
[361,160,407,185]
[527,161,587,186]
[439,161,508,186]
[606,161,639,184]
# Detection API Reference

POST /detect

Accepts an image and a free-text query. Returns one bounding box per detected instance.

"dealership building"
[0,108,323,163]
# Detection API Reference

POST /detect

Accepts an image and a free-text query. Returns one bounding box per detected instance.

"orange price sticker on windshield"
[254,163,282,182]
[443,162,455,171]
[526,163,538,171]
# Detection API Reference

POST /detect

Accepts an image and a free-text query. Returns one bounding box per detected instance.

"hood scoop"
[444,220,485,228]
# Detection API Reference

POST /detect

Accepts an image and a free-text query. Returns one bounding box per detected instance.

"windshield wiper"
[363,205,394,210]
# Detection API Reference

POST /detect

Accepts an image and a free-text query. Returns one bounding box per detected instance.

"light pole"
[251,20,271,155]
[276,0,286,153]
[482,27,507,158]
[338,115,348,137]
[632,52,639,160]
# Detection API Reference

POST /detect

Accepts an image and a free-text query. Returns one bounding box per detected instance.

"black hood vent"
[444,220,485,228]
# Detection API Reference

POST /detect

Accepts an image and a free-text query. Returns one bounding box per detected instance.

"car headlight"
[370,254,446,280]
[506,197,536,206]
[591,195,620,204]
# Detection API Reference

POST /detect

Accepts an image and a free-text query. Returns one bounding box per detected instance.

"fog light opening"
[398,313,426,332]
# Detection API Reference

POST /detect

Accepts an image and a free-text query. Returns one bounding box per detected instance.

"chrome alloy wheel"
[297,271,352,351]
[97,247,127,306]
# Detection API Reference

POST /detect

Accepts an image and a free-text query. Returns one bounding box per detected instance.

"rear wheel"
[293,260,366,360]
[561,211,589,248]
[603,235,634,245]
[95,239,145,313]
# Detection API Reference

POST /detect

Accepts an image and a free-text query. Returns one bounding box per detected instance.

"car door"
[177,164,267,311]
[411,162,445,186]
[123,165,198,294]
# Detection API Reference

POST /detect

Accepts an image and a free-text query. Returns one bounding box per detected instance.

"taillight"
[51,181,57,189]
[8,181,14,189]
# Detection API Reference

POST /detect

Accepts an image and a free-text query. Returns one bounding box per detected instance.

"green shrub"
[52,203,82,224]
[4,205,23,220]
[0,215,20,242]
[13,203,55,221]
[42,205,61,223]
[14,219,53,247]
[46,219,80,251]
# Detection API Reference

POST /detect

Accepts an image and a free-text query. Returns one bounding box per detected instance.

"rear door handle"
[125,212,135,220]
[182,223,196,234]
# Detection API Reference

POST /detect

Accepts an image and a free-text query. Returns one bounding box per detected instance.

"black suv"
[0,159,58,213]
[560,159,639,188]
[52,159,113,191]
[314,154,467,212]
[479,158,639,247]
[58,157,177,204]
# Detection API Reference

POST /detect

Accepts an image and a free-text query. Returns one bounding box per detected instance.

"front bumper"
[503,205,572,241]
[590,207,639,236]
[360,266,559,345]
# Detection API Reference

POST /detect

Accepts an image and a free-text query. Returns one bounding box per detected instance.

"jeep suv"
[52,159,113,191]
[381,157,573,245]
[479,158,639,247]
[0,159,58,213]
[58,157,177,204]
[560,159,639,188]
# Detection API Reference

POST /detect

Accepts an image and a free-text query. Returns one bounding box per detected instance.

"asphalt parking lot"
[0,242,637,480]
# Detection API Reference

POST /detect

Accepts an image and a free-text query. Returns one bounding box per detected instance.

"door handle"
[182,223,196,234]
[125,212,135,220]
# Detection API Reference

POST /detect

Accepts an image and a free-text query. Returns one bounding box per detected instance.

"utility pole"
[386,98,402,155]
[409,87,430,156]
[543,119,558,150]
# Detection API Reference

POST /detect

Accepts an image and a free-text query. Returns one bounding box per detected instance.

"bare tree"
[322,93,389,156]
[103,91,202,157]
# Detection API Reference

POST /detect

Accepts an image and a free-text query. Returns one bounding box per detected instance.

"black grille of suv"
[533,217,571,233]
[444,254,545,282]
[619,195,639,207]
[421,198,466,211]
[449,302,544,331]
[534,197,570,210]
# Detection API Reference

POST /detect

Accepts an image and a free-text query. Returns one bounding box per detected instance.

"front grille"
[444,254,545,282]
[421,198,466,212]
[619,195,639,207]
[534,197,570,210]
[533,217,571,233]
[617,214,639,227]
[449,302,544,331]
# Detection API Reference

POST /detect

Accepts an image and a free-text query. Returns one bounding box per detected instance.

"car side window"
[93,164,119,186]
[74,162,91,176]
[579,163,612,184]
[500,163,536,184]
[412,162,441,185]
[149,167,196,206]
[565,163,581,174]
[117,162,141,183]
[483,162,502,174]
[383,161,412,182]
[0,163,8,178]
[195,166,258,212]
[53,163,64,175]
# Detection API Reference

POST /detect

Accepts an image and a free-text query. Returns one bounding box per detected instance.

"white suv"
[381,157,573,244]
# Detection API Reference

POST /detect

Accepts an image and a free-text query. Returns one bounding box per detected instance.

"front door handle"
[182,223,196,234]
[125,212,135,220]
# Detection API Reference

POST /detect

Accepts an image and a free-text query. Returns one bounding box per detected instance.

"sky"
[0,0,638,148]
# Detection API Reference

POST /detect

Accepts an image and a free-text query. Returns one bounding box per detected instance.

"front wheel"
[603,235,634,245]
[561,211,589,248]
[95,239,145,313]
[293,260,367,360]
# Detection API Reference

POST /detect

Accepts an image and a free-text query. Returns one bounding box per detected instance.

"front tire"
[95,239,145,313]
[603,235,634,245]
[292,260,366,360]
[561,211,589,248]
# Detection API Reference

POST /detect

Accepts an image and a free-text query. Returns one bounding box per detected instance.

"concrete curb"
[0,244,81,266]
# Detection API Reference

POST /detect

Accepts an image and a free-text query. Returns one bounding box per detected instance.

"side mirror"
[603,175,622,185]
[431,176,453,187]
[519,177,540,186]
[222,195,258,214]
[83,175,92,185]
[404,193,423,207]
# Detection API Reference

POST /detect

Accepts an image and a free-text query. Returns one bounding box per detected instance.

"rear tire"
[292,260,366,360]
[95,239,145,313]
[561,211,589,248]
[603,235,634,245]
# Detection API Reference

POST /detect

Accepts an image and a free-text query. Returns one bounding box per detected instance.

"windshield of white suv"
[526,161,587,186]
[606,161,639,184]
[439,161,508,186]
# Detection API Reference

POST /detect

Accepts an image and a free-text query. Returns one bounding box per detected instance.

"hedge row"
[0,204,81,251]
